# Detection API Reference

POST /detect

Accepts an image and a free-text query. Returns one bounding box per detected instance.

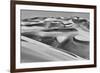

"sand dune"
[21,36,84,62]
[21,16,89,62]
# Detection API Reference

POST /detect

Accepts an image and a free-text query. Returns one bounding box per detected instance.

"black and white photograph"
[11,1,96,72]
[21,10,90,63]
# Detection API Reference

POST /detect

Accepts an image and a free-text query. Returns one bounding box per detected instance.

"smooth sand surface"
[21,36,84,63]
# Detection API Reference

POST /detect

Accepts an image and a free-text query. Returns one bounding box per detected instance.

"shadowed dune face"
[21,16,90,62]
